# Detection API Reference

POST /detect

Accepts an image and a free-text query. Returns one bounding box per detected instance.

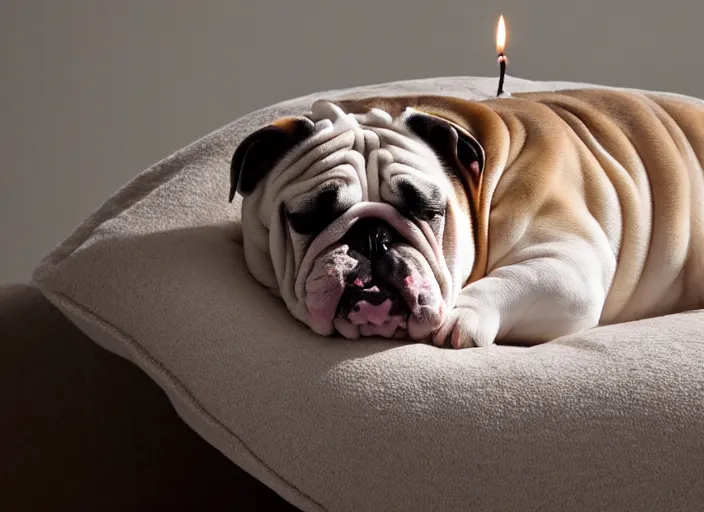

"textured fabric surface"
[0,283,298,511]
[32,76,704,511]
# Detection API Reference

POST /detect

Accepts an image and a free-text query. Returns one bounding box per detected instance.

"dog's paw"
[431,307,499,349]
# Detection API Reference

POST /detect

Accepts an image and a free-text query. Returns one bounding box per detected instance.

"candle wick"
[497,54,507,97]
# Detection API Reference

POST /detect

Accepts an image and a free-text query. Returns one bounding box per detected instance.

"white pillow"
[32,76,704,512]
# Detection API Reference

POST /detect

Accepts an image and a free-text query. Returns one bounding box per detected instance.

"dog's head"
[230,98,485,341]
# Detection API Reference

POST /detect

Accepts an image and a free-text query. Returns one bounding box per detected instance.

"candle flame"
[496,15,506,55]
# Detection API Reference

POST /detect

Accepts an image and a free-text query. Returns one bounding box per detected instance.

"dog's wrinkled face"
[230,99,484,341]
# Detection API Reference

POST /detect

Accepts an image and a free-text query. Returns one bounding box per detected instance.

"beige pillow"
[32,76,704,512]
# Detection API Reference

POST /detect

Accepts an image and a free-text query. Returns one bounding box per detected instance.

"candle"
[496,15,508,97]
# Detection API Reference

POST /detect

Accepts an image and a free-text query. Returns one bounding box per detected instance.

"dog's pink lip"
[333,313,408,340]
[335,277,408,318]
[348,298,393,326]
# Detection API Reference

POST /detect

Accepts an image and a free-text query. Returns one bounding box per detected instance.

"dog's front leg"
[433,241,612,348]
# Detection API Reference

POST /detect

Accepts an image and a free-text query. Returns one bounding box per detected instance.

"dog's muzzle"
[333,218,411,337]
[296,203,451,341]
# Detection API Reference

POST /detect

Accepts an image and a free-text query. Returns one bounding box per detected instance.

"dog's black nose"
[343,218,401,262]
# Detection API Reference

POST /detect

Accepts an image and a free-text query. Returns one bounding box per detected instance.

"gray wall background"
[1,0,702,283]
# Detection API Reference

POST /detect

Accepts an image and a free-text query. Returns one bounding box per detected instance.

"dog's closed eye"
[396,180,446,222]
[287,184,354,239]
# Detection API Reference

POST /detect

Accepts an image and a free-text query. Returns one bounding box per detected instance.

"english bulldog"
[229,88,704,348]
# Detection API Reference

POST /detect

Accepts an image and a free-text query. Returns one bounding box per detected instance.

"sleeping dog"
[229,88,704,348]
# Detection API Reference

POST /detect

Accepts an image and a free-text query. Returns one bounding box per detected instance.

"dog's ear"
[405,112,485,186]
[230,117,315,201]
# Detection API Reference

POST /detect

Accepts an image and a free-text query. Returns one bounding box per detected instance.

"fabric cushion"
[32,76,704,512]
